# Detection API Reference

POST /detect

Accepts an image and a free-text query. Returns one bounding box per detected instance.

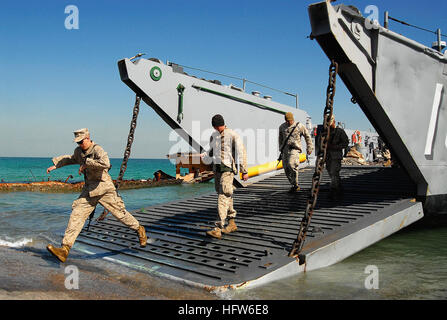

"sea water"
[227,224,447,300]
[0,157,181,183]
[1,157,446,299]
[0,157,214,249]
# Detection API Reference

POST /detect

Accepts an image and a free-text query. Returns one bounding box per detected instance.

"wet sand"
[0,244,216,300]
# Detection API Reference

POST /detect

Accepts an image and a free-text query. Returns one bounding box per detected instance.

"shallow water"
[225,224,447,300]
[0,184,215,244]
[0,157,214,249]
[1,158,446,299]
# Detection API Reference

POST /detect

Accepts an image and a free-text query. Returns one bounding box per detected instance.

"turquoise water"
[1,158,446,299]
[0,157,214,241]
[0,157,183,183]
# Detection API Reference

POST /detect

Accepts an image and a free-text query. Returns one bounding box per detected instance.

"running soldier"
[46,128,147,262]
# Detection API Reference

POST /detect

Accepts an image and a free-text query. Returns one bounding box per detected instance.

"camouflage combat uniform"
[278,122,313,187]
[52,142,141,248]
[326,127,349,196]
[205,127,248,229]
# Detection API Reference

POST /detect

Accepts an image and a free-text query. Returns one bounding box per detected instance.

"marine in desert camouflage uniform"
[202,115,249,240]
[325,115,349,200]
[278,112,314,192]
[46,128,147,262]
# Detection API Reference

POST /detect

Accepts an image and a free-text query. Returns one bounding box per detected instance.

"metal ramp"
[76,166,423,290]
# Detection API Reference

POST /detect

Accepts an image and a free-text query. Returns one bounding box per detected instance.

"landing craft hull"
[309,1,447,213]
[118,58,313,185]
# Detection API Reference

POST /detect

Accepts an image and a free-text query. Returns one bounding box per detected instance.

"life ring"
[150,66,162,81]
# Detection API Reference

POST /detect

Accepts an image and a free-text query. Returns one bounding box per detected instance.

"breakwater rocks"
[0,179,182,193]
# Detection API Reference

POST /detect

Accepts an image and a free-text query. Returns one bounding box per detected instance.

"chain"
[289,60,338,258]
[95,95,141,223]
[116,95,141,189]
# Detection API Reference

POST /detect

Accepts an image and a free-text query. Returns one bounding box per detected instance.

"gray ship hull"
[309,1,447,214]
[118,58,313,185]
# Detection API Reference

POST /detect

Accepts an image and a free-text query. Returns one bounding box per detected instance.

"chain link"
[95,95,141,223]
[289,60,338,258]
[116,95,141,190]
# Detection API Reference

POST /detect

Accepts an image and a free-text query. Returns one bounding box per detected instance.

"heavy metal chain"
[94,95,141,224]
[289,60,338,258]
[116,95,141,190]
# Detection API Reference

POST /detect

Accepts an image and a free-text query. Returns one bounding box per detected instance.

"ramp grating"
[77,166,417,287]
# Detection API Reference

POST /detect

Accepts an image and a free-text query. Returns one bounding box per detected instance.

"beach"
[0,245,215,300]
[0,158,217,300]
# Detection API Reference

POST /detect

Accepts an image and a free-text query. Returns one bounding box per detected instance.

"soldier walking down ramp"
[202,115,249,240]
[326,115,349,200]
[278,112,313,192]
[46,128,147,263]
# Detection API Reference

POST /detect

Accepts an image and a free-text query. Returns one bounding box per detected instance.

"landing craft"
[308,1,447,214]
[117,56,313,184]
[74,1,434,291]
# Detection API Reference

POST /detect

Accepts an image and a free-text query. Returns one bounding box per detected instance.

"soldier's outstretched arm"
[52,154,78,169]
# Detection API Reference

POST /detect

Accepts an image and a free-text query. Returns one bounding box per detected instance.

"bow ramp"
[76,167,423,291]
[308,1,447,213]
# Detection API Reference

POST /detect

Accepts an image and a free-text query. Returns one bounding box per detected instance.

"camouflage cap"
[285,112,294,122]
[73,128,90,143]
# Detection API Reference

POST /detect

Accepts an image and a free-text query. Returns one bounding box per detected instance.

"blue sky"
[1,0,446,158]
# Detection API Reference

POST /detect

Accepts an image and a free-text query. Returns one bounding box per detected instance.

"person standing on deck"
[45,128,147,263]
[325,115,349,200]
[201,115,249,240]
[278,112,314,192]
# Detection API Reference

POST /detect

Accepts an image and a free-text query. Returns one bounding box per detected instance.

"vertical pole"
[437,29,442,52]
[296,94,299,109]
[384,11,389,29]
[242,79,246,91]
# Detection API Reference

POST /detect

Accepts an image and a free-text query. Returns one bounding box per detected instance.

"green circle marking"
[150,66,162,81]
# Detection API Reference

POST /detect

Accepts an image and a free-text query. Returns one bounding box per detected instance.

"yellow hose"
[241,154,307,179]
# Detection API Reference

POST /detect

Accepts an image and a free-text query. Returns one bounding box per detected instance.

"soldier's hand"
[242,173,249,181]
[46,165,56,174]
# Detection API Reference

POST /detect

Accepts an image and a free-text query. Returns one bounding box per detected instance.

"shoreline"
[0,244,216,300]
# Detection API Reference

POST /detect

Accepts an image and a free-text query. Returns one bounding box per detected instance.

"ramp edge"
[235,201,423,290]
